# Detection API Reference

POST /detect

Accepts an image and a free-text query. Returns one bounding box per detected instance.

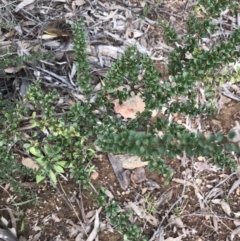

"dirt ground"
[1,100,240,241]
[1,0,240,241]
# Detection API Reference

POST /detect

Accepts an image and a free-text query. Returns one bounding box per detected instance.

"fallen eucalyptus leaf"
[220,201,231,216]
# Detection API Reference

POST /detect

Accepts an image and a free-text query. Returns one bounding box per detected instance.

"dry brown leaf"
[86,210,96,220]
[40,28,69,39]
[234,211,240,218]
[212,217,218,232]
[15,0,35,12]
[21,157,39,170]
[113,93,145,119]
[127,202,159,226]
[72,93,86,102]
[45,28,68,37]
[5,66,24,74]
[141,187,148,194]
[104,189,114,199]
[40,34,58,40]
[31,231,42,241]
[4,29,15,39]
[220,201,231,216]
[234,219,240,226]
[90,171,99,180]
[132,30,144,38]
[231,226,240,240]
[228,179,240,196]
[211,199,221,204]
[140,1,146,7]
[32,226,41,232]
[51,213,61,223]
[115,154,148,170]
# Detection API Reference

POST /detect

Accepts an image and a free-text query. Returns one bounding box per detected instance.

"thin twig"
[149,176,188,241]
[204,172,237,202]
